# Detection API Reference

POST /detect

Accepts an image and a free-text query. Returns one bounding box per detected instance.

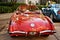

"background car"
[42,4,60,21]
[8,4,56,37]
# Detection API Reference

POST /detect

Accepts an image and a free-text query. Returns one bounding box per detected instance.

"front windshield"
[17,5,39,11]
[16,5,44,17]
[28,5,39,11]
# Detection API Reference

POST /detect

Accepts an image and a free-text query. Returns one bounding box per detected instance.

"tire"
[9,33,16,37]
[43,35,49,37]
[41,35,49,37]
[8,31,15,37]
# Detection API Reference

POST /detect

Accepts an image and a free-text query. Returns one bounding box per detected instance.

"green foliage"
[0,2,26,6]
[0,2,26,13]
[37,5,47,10]
[28,1,32,4]
[36,3,39,5]
[0,2,14,6]
[0,6,12,13]
[0,2,47,13]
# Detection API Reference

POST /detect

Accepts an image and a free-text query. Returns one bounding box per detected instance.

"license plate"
[29,32,36,35]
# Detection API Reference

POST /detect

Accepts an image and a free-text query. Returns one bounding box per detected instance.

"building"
[0,0,60,5]
[0,0,40,5]
[17,0,40,5]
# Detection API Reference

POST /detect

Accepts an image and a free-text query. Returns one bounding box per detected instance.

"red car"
[8,4,56,37]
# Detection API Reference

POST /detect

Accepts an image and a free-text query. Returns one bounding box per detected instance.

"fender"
[45,16,55,30]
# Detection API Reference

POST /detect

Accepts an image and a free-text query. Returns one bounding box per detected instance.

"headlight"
[30,23,35,27]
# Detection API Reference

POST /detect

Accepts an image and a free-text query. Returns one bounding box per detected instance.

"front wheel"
[41,35,49,37]
[9,33,16,37]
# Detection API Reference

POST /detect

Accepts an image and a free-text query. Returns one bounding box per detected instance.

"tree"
[0,0,2,2]
[28,1,32,4]
[0,0,7,2]
[11,0,17,3]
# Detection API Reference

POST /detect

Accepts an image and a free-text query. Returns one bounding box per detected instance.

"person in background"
[46,0,56,7]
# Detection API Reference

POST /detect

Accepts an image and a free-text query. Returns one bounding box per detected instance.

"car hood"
[54,8,60,10]
[53,8,60,15]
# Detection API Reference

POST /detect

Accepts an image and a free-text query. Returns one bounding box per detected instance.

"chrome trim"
[40,30,55,33]
[9,31,27,33]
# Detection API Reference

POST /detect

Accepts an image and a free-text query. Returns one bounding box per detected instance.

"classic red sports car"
[8,4,56,37]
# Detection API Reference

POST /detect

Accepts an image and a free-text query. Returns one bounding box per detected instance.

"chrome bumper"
[9,30,56,34]
[9,31,27,34]
[40,30,56,34]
